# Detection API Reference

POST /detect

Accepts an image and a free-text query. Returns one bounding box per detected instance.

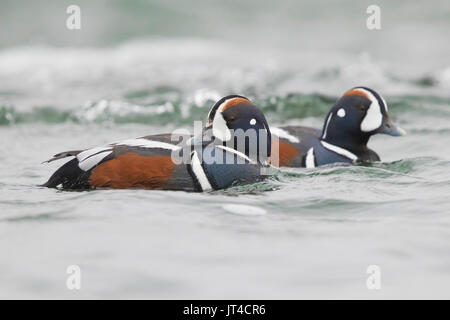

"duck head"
[199,95,272,164]
[321,86,405,151]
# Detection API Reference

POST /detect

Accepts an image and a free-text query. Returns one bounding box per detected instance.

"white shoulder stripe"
[271,127,300,143]
[305,147,315,168]
[191,151,212,191]
[77,147,111,162]
[76,138,180,172]
[321,141,358,161]
[78,150,112,171]
[114,139,180,151]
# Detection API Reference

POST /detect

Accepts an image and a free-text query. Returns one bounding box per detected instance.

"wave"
[1,40,449,126]
[202,157,450,197]
[1,92,449,126]
[275,157,448,180]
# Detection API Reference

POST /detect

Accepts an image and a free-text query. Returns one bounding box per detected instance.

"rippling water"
[1,0,450,299]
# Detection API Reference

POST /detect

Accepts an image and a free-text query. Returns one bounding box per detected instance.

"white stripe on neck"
[305,148,315,168]
[322,113,333,139]
[320,141,358,161]
[191,151,212,191]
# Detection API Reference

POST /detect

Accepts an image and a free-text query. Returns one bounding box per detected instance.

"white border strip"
[114,139,180,151]
[305,147,315,168]
[322,113,333,139]
[321,141,358,161]
[271,127,300,144]
[191,151,212,191]
[216,145,255,164]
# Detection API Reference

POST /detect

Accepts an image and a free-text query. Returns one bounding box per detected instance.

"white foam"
[222,204,267,216]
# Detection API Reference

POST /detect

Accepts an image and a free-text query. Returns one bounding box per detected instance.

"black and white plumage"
[42,96,272,191]
[270,87,406,168]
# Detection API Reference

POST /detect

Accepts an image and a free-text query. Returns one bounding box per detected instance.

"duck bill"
[378,120,406,136]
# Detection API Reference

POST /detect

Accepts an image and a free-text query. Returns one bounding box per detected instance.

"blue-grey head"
[321,86,406,149]
[208,95,272,163]
[190,95,272,164]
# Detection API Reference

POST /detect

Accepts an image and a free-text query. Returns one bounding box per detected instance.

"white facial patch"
[212,112,232,142]
[337,108,346,118]
[250,118,256,125]
[208,97,242,125]
[356,88,383,132]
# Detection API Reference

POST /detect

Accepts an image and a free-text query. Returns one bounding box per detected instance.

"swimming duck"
[270,87,406,167]
[43,95,271,191]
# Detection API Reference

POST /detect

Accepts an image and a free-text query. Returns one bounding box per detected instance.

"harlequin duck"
[269,87,406,167]
[42,95,272,191]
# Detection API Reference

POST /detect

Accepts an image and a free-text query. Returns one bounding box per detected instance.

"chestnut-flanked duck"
[270,87,406,167]
[43,95,271,191]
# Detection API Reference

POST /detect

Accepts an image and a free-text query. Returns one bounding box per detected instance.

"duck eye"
[250,118,256,125]
[357,104,369,112]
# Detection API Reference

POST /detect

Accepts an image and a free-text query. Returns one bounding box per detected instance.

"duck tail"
[41,158,89,189]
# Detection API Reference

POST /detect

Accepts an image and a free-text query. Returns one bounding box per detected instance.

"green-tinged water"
[1,0,450,299]
[2,92,450,126]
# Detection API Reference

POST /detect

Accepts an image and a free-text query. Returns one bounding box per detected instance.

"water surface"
[0,0,449,299]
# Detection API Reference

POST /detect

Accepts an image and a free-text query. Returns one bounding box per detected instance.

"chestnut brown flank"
[269,139,300,167]
[89,153,176,189]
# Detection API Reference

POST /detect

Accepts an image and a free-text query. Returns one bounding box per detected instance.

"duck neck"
[321,132,371,156]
